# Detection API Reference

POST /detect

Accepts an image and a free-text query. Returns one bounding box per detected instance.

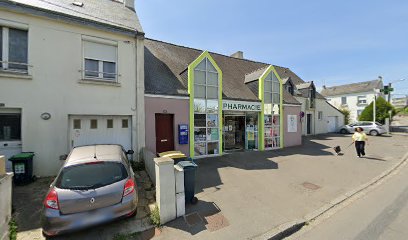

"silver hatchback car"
[41,145,138,237]
[338,121,386,136]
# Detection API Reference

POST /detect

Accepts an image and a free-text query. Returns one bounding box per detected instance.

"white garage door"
[69,115,132,151]
[327,116,338,133]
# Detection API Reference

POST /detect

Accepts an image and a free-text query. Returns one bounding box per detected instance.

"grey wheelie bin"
[177,161,198,204]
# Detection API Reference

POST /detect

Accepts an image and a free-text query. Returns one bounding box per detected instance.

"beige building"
[281,74,345,135]
[0,0,145,176]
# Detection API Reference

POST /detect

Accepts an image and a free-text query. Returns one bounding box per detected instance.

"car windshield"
[56,162,128,190]
[375,122,383,126]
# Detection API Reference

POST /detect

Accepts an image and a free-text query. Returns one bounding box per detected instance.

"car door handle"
[161,139,168,142]
[3,143,8,147]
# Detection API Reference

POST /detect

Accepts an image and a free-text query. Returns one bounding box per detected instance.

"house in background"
[0,0,145,176]
[278,70,345,135]
[321,79,384,123]
[391,96,408,109]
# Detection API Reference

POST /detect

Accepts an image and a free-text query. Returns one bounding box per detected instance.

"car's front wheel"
[370,130,379,136]
[340,129,348,134]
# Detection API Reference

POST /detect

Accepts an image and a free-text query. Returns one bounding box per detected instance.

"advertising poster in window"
[288,115,297,132]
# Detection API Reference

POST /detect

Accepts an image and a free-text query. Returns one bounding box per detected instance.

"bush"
[359,96,395,123]
[339,108,351,125]
[9,219,17,240]
[150,205,160,227]
[130,160,145,172]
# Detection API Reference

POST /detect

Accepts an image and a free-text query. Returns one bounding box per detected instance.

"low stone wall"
[142,148,156,185]
[0,172,13,240]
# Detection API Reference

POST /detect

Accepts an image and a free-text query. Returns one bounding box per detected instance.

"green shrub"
[359,96,395,124]
[150,205,160,227]
[130,160,145,172]
[9,219,17,240]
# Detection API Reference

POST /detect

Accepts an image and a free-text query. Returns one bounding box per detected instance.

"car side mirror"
[126,150,134,155]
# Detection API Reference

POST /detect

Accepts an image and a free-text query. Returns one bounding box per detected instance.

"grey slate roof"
[244,66,268,83]
[1,0,143,34]
[296,82,312,89]
[320,79,383,97]
[144,38,302,105]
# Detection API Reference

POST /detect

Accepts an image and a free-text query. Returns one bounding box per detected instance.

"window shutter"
[83,41,116,62]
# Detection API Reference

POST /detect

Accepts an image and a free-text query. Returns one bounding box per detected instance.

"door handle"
[3,143,8,147]
[161,139,168,142]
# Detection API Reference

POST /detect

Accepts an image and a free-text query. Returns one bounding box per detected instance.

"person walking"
[352,127,368,158]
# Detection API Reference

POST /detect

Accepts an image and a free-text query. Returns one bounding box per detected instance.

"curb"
[252,151,408,240]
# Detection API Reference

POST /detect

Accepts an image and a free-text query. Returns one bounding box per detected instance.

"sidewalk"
[154,134,408,240]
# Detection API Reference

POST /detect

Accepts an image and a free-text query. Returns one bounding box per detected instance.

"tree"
[339,108,351,125]
[359,96,395,123]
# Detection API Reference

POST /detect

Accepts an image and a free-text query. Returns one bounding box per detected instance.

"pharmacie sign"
[223,100,261,112]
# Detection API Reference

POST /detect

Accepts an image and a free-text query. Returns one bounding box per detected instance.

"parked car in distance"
[41,144,137,237]
[338,121,386,136]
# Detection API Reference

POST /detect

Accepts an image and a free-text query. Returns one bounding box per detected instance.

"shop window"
[122,119,128,128]
[193,57,220,156]
[107,119,113,128]
[263,71,281,149]
[194,114,206,127]
[90,119,98,129]
[0,114,21,141]
[73,119,81,129]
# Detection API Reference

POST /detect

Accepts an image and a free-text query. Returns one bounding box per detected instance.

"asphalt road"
[291,160,408,240]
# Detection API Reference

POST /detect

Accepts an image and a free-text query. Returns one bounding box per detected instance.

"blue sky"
[137,0,408,96]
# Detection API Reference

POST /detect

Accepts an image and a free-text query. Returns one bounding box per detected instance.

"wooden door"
[155,114,175,153]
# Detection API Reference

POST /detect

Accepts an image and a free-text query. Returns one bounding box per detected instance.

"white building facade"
[0,0,145,176]
[321,80,384,123]
[325,92,377,122]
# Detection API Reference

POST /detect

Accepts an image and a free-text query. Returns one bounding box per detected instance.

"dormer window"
[286,82,294,95]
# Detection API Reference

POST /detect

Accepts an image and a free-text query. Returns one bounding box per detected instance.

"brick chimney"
[230,51,244,59]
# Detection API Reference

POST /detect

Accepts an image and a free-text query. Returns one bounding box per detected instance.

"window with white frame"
[357,95,367,105]
[83,40,117,81]
[0,26,28,72]
[318,111,323,120]
[357,110,363,117]
[341,96,347,105]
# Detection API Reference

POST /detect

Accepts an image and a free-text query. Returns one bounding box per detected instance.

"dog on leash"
[333,146,341,155]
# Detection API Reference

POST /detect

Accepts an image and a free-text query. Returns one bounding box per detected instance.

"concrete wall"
[0,170,13,240]
[294,97,315,135]
[145,96,190,156]
[295,97,345,135]
[326,91,382,122]
[142,148,156,185]
[0,10,144,176]
[283,105,302,147]
[314,99,345,134]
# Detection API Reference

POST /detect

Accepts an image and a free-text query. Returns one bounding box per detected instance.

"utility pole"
[387,82,392,103]
[373,89,376,123]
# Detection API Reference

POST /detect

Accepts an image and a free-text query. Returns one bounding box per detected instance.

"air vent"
[72,2,84,7]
